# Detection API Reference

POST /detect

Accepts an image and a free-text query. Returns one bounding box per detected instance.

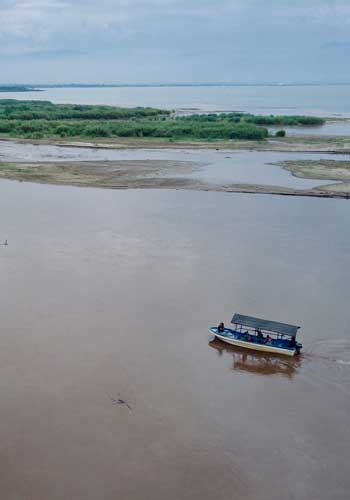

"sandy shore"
[2,133,350,153]
[276,159,350,194]
[2,131,350,199]
[0,160,204,190]
[1,159,350,199]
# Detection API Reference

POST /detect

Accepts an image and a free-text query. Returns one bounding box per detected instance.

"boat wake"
[303,338,350,363]
[299,338,350,395]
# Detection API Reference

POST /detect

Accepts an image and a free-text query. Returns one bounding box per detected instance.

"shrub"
[0,99,324,142]
[275,129,286,137]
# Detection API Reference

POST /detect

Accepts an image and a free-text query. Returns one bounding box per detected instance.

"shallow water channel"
[0,140,344,189]
[0,180,349,500]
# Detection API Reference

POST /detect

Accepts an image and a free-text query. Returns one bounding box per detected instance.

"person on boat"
[218,322,225,333]
[290,336,296,348]
[266,335,272,343]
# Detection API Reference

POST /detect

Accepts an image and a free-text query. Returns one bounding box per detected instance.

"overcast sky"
[1,0,350,83]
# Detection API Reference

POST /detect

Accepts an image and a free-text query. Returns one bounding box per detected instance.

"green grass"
[0,163,21,170]
[0,163,33,173]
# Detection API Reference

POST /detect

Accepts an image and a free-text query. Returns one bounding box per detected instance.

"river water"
[0,179,349,500]
[2,84,350,117]
[3,84,350,137]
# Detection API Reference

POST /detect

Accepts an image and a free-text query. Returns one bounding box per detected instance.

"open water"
[0,181,349,500]
[2,84,350,117]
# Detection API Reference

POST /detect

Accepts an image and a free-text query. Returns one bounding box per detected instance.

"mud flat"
[0,160,205,190]
[276,159,350,194]
[1,160,349,199]
[2,133,350,153]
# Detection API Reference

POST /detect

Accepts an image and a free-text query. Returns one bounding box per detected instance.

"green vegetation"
[0,118,268,141]
[0,99,170,120]
[0,100,324,142]
[275,130,286,137]
[181,112,325,126]
[0,100,269,141]
[0,163,32,173]
[244,114,324,126]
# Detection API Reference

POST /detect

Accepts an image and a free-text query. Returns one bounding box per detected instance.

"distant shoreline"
[3,83,350,89]
[0,86,41,93]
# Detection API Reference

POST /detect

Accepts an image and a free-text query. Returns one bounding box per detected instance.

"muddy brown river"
[0,180,349,500]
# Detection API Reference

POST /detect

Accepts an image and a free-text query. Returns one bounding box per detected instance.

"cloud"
[0,0,350,82]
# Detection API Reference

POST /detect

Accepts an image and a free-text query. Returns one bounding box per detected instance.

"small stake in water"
[109,394,132,412]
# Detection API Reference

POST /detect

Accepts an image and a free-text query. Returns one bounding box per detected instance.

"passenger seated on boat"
[290,336,296,348]
[266,335,272,343]
[218,322,225,333]
[257,330,263,342]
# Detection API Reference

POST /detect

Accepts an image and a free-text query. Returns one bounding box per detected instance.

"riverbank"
[1,160,349,199]
[2,133,350,153]
[0,85,40,92]
[275,159,350,194]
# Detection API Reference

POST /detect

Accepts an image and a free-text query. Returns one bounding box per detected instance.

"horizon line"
[2,82,350,88]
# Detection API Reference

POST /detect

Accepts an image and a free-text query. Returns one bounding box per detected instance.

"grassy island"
[181,112,325,126]
[0,99,324,142]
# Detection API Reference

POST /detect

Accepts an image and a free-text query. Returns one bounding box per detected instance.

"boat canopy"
[231,313,300,337]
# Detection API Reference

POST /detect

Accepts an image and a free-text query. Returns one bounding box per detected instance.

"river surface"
[3,84,350,117]
[0,180,349,500]
[269,121,350,137]
[0,140,343,189]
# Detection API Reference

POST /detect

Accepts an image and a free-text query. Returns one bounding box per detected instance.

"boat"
[210,313,302,357]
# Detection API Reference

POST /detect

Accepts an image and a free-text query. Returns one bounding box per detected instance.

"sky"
[1,0,350,84]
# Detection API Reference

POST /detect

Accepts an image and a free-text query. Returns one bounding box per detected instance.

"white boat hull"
[213,331,296,357]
